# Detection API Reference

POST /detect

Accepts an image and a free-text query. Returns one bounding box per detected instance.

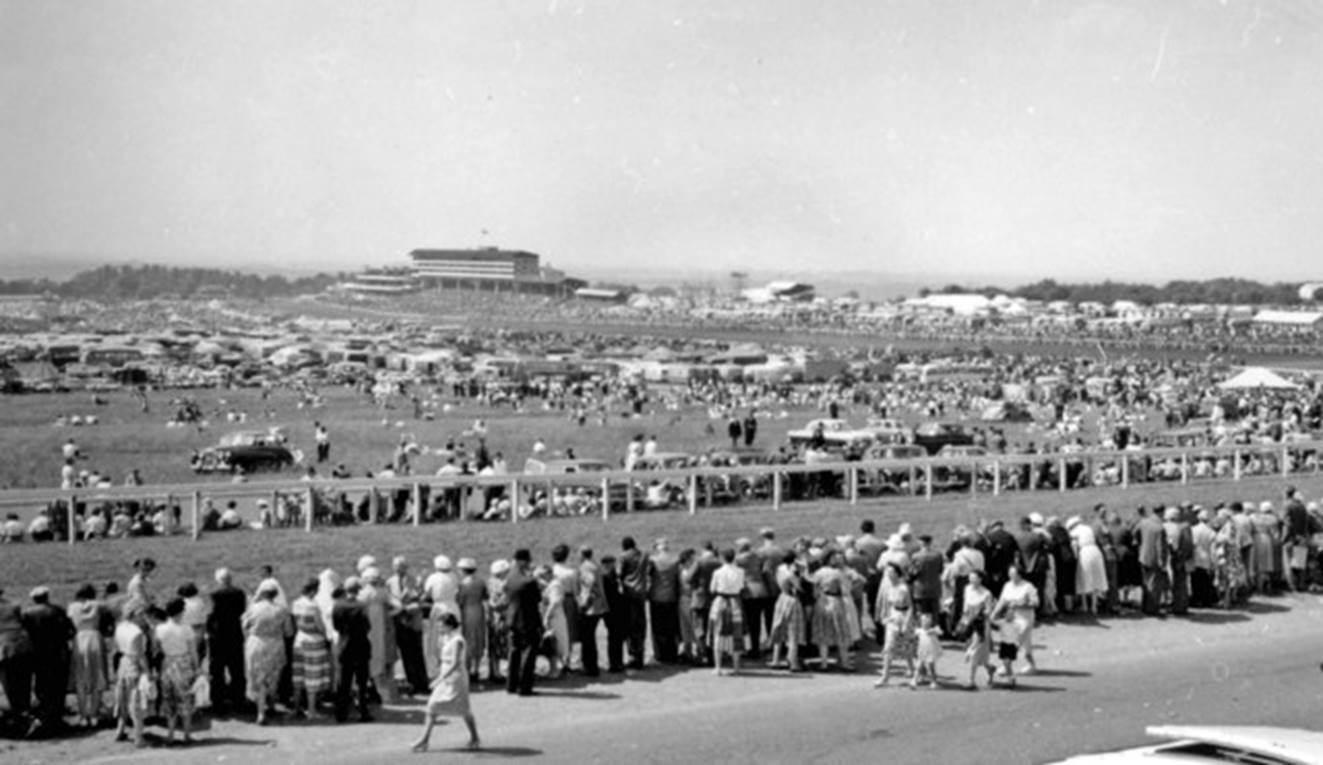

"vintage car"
[706,449,775,501]
[192,430,296,474]
[630,452,698,508]
[912,422,976,455]
[522,458,640,511]
[858,443,929,494]
[862,417,913,444]
[786,419,877,449]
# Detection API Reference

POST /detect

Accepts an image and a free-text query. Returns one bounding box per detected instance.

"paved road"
[21,593,1323,765]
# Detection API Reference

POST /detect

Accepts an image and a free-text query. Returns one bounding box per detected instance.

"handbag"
[192,675,212,709]
[138,673,158,703]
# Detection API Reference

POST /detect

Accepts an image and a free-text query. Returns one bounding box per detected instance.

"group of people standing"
[1,484,1316,747]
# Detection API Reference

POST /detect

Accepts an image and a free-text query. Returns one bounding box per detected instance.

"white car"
[1047,726,1323,765]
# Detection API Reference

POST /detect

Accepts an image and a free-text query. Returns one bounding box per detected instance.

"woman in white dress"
[1068,516,1108,615]
[992,565,1039,675]
[410,611,479,753]
[422,556,460,676]
[536,565,569,678]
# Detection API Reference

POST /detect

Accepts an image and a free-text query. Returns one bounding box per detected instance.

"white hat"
[490,559,511,577]
[356,555,377,574]
[433,555,453,572]
[1028,512,1045,526]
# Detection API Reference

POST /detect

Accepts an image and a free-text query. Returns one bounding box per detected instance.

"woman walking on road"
[411,611,480,753]
[242,581,293,725]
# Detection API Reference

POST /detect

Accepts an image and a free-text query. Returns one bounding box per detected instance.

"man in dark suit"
[910,535,946,620]
[649,539,682,664]
[1137,508,1169,615]
[687,544,721,666]
[207,568,247,713]
[332,578,373,722]
[577,547,609,677]
[504,548,543,696]
[599,554,627,673]
[1013,517,1049,613]
[0,587,34,730]
[21,586,73,734]
[618,537,651,669]
[982,520,1019,596]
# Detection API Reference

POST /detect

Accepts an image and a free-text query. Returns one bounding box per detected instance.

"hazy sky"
[3,0,1323,283]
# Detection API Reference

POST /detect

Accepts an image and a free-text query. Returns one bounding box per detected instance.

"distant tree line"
[918,278,1306,306]
[0,264,340,300]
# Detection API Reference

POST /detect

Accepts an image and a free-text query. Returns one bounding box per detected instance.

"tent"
[1217,367,1300,390]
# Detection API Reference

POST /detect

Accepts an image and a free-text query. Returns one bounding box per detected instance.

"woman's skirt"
[880,618,915,661]
[768,593,805,646]
[841,592,863,644]
[1076,544,1109,596]
[72,629,106,696]
[244,635,286,703]
[811,594,850,647]
[159,653,197,718]
[460,607,486,669]
[708,594,744,654]
[292,633,332,695]
[1252,534,1278,579]
[112,657,147,720]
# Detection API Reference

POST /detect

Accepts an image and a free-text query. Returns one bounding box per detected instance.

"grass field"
[1,471,1317,607]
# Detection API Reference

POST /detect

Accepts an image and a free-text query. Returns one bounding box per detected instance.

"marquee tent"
[1216,367,1300,390]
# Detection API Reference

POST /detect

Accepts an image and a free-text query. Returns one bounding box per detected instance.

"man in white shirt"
[643,436,658,457]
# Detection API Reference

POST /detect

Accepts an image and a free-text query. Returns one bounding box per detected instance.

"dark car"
[912,422,975,455]
[192,431,296,474]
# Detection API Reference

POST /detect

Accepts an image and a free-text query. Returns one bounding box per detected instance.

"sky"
[3,0,1323,284]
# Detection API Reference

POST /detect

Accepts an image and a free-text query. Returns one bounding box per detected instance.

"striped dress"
[291,596,332,695]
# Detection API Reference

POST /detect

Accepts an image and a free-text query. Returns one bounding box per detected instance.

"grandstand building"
[408,247,584,296]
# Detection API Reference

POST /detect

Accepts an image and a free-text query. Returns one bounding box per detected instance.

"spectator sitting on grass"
[2,513,25,542]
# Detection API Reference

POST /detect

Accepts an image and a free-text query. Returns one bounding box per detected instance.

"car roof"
[1146,725,1323,763]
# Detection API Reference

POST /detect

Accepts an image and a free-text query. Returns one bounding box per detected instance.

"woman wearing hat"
[1068,516,1108,616]
[358,567,398,704]
[291,578,332,719]
[241,581,293,725]
[485,560,512,683]
[423,556,459,676]
[454,558,488,682]
[67,583,107,728]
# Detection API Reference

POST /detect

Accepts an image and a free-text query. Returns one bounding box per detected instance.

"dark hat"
[513,548,532,563]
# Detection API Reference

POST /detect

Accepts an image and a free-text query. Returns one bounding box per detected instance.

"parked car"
[631,452,698,508]
[192,430,296,474]
[787,419,876,450]
[861,418,913,444]
[1045,725,1323,764]
[522,458,640,510]
[859,443,928,494]
[912,422,976,455]
[707,449,775,501]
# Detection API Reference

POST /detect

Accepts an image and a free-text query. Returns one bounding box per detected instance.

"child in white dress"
[910,612,942,689]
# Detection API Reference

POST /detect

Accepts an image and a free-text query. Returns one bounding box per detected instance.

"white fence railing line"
[3,439,1319,510]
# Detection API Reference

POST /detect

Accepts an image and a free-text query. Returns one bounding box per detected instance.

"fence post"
[992,461,1001,496]
[271,489,280,525]
[1282,447,1290,478]
[1180,453,1189,484]
[626,475,635,513]
[1121,456,1129,488]
[688,475,698,516]
[704,475,713,507]
[305,487,314,532]
[601,477,610,521]
[772,471,782,511]
[924,464,933,501]
[849,467,859,505]
[165,493,174,535]
[67,494,76,545]
[1233,449,1241,481]
[191,490,201,541]
[510,479,520,524]
[1058,458,1067,493]
[970,462,977,498]
[413,483,423,526]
